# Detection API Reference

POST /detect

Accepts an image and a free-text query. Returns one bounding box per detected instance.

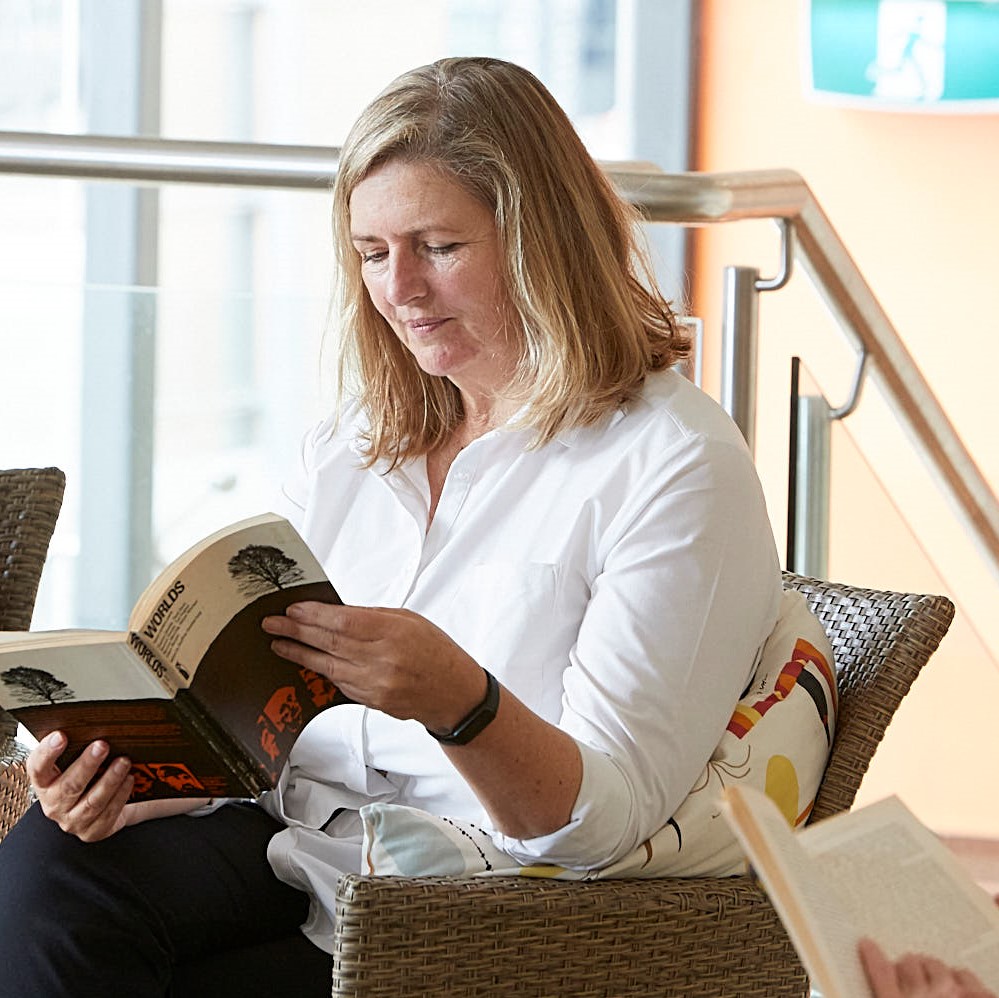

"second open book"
[721,785,999,997]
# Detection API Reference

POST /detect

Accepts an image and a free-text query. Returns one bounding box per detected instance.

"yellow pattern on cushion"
[360,588,836,880]
[765,754,801,826]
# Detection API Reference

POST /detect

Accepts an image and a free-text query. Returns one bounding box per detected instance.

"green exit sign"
[806,0,999,110]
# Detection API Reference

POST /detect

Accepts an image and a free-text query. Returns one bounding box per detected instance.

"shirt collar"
[344,398,628,457]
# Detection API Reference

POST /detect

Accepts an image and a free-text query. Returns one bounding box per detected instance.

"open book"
[0,513,349,801]
[721,785,999,997]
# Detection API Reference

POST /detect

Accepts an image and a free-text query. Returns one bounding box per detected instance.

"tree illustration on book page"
[227,544,305,597]
[1,666,75,705]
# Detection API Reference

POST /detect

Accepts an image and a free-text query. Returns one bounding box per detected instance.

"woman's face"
[349,159,521,403]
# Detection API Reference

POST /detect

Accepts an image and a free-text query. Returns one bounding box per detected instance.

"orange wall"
[691,0,999,836]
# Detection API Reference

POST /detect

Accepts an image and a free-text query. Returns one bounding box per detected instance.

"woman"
[0,57,783,996]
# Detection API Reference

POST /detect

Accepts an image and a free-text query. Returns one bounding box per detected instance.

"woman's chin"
[413,348,475,382]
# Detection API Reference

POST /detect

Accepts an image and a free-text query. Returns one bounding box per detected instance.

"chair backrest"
[0,467,66,632]
[0,467,66,742]
[0,467,66,840]
[782,570,955,824]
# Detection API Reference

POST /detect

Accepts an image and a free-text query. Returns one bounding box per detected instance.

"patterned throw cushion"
[360,588,837,879]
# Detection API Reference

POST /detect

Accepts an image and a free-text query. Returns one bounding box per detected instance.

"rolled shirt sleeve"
[493,430,781,869]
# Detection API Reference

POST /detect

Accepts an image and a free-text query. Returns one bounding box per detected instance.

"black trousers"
[0,801,334,998]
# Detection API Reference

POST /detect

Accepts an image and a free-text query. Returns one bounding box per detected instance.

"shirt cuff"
[490,741,636,870]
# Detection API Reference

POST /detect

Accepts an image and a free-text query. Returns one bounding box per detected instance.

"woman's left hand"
[261,601,486,735]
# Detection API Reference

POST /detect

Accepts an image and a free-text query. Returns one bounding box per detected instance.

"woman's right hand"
[27,731,136,842]
[28,732,213,842]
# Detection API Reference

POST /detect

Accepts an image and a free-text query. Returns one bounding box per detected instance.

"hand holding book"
[26,729,212,842]
[0,514,349,804]
[858,938,997,998]
[721,785,999,998]
[261,600,494,737]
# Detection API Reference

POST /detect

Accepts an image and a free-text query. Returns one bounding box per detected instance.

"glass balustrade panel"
[791,357,999,852]
[0,178,334,628]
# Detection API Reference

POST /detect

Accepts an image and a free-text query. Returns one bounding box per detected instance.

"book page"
[0,634,166,706]
[725,787,999,996]
[801,797,999,987]
[723,786,857,997]
[128,513,333,685]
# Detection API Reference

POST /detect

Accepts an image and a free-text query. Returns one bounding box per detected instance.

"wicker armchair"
[0,544,954,994]
[325,573,954,997]
[0,467,65,841]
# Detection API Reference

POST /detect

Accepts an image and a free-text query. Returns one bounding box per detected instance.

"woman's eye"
[427,243,458,256]
[360,249,387,264]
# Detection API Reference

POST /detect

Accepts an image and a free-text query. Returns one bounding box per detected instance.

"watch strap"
[427,668,500,746]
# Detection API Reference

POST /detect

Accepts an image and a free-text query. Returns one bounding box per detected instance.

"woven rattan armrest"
[330,873,808,997]
[0,735,32,842]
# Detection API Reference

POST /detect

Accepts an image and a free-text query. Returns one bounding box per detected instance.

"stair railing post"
[721,220,794,454]
[792,393,832,578]
[721,265,761,452]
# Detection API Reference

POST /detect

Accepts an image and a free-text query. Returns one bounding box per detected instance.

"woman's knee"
[0,802,88,900]
[0,801,307,996]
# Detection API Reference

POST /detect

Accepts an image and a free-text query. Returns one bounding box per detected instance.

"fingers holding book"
[858,938,997,998]
[262,601,487,734]
[27,732,211,841]
[27,731,134,842]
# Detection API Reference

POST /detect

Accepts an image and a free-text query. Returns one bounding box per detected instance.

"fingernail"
[286,603,304,619]
[90,741,108,759]
[113,758,131,775]
[46,731,66,749]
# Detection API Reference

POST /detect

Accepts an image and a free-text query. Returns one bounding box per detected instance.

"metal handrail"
[0,131,339,188]
[2,129,997,578]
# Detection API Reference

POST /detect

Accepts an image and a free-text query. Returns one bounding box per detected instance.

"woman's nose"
[385,252,426,306]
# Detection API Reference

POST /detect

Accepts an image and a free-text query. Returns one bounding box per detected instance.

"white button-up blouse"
[261,368,782,950]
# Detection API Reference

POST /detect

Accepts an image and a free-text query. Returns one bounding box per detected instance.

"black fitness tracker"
[427,668,500,745]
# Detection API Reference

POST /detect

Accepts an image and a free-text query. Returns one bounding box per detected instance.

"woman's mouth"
[405,317,449,337]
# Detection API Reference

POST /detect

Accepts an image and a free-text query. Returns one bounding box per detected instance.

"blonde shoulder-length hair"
[331,56,688,466]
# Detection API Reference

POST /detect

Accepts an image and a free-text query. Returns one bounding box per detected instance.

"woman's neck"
[424,394,517,528]
[454,391,519,448]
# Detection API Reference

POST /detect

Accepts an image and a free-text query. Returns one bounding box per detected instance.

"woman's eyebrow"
[350,223,465,243]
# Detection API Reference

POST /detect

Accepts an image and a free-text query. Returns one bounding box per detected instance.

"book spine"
[126,631,187,696]
[172,691,270,797]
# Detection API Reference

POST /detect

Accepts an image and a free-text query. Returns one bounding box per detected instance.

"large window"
[1,0,693,633]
